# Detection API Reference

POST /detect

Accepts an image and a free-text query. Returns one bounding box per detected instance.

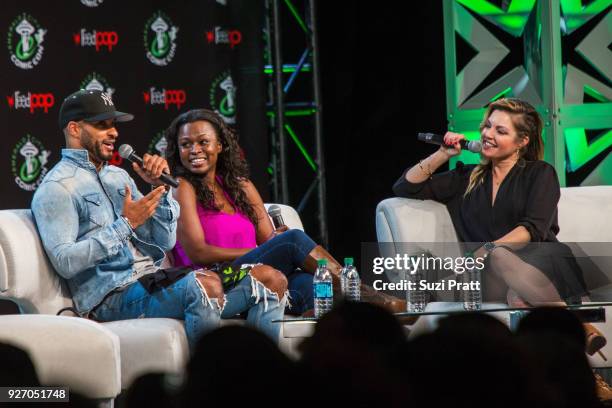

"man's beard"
[93,140,112,162]
[82,130,112,163]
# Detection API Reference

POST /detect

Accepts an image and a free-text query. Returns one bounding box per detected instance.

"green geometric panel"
[457,0,537,36]
[560,0,612,34]
[451,1,544,109]
[563,8,612,104]
[453,2,511,107]
[580,153,612,185]
[574,8,612,81]
[565,127,612,171]
[445,0,612,186]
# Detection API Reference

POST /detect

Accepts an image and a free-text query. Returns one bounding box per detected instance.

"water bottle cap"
[344,257,354,266]
[317,259,328,267]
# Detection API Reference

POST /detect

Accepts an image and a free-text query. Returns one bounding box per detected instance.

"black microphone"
[118,144,180,188]
[417,133,482,153]
[267,205,285,230]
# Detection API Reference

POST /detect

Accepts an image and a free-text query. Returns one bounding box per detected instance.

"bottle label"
[313,282,332,298]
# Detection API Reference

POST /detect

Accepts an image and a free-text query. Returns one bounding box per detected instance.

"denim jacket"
[31,149,180,313]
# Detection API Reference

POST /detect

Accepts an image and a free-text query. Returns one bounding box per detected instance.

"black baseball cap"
[58,89,134,130]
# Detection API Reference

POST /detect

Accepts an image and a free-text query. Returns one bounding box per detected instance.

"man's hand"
[122,185,166,229]
[132,153,170,187]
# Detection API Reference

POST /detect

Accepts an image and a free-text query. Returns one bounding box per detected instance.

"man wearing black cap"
[31,89,222,351]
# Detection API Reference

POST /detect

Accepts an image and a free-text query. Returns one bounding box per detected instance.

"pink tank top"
[172,181,257,267]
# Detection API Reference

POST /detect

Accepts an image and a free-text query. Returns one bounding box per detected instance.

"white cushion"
[557,186,612,242]
[0,315,121,398]
[376,198,462,283]
[101,318,188,388]
[264,203,304,231]
[0,210,72,314]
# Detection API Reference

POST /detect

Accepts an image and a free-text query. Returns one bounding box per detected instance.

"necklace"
[210,182,228,210]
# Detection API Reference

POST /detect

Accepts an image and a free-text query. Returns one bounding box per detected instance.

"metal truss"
[264,0,328,245]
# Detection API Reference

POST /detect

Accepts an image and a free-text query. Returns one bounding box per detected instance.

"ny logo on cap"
[100,92,113,106]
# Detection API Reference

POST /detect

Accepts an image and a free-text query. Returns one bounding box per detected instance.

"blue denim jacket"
[31,149,180,313]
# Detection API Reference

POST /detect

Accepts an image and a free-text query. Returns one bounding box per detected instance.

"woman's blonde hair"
[464,98,544,196]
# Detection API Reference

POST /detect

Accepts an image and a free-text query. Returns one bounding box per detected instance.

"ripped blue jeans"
[90,270,285,350]
[220,267,287,341]
[90,271,220,351]
[233,229,317,314]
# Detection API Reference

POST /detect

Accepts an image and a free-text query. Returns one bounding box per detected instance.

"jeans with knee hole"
[90,271,221,352]
[232,229,317,314]
[222,274,286,341]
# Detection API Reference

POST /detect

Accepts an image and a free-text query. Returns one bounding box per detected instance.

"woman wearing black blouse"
[393,98,605,357]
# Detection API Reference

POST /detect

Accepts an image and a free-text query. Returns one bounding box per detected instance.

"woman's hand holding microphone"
[439,131,466,158]
[405,131,467,183]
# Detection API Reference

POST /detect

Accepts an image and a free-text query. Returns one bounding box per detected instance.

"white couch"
[376,185,612,367]
[0,204,304,403]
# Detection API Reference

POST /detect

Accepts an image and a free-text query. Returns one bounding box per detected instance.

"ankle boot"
[303,245,408,315]
[585,323,607,360]
[302,245,343,294]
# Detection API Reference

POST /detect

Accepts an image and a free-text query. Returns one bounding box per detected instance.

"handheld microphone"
[118,144,180,188]
[267,205,285,230]
[417,133,482,153]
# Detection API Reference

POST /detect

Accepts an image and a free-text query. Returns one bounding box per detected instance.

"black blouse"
[392,160,561,244]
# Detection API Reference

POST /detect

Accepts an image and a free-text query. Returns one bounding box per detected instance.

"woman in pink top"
[166,109,406,318]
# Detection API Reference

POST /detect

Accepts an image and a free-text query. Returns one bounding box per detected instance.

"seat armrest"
[376,198,462,282]
[0,315,121,399]
[264,203,304,231]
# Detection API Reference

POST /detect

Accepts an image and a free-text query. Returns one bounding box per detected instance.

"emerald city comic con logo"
[7,13,47,70]
[144,12,178,66]
[147,131,168,157]
[11,135,51,191]
[80,0,103,7]
[80,73,115,98]
[209,71,237,124]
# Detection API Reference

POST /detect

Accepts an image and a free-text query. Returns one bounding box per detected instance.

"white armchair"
[0,204,303,401]
[376,185,612,367]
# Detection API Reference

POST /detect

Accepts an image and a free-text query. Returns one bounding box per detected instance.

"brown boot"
[303,245,409,317]
[302,245,343,297]
[585,323,607,360]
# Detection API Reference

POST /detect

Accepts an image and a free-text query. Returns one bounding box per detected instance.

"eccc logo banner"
[144,12,178,66]
[80,73,115,98]
[11,135,51,192]
[8,13,46,70]
[147,131,168,156]
[80,0,103,6]
[7,91,54,113]
[210,71,237,124]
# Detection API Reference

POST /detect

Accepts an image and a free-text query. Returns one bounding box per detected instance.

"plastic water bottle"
[340,257,361,302]
[462,263,482,311]
[406,261,427,313]
[314,259,333,318]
